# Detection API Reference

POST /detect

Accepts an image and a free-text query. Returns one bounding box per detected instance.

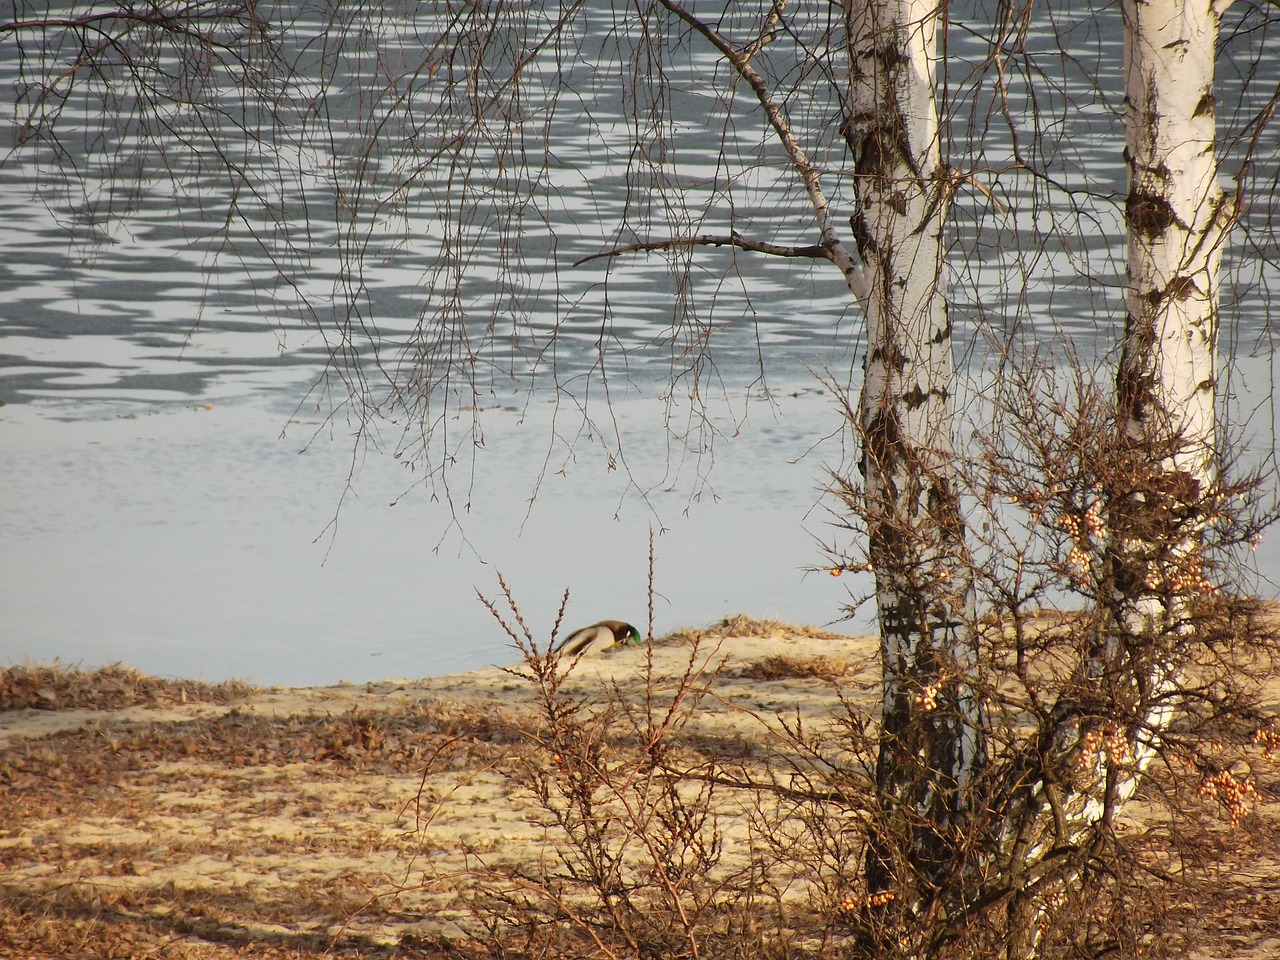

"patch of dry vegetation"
[665,615,851,644]
[0,662,255,712]
[741,654,852,681]
[0,696,526,958]
[0,615,1278,959]
[0,701,520,793]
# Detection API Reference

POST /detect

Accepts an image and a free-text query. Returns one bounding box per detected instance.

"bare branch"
[656,0,869,305]
[0,6,243,37]
[738,0,787,64]
[573,231,834,268]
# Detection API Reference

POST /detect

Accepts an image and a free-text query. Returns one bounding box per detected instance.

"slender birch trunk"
[844,0,984,899]
[650,10,985,901]
[1116,0,1226,574]
[1103,0,1229,827]
[999,3,1232,955]
[1106,0,1231,826]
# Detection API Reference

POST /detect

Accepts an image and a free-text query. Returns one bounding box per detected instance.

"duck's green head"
[595,620,642,646]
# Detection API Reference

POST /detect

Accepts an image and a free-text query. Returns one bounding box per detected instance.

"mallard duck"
[555,620,642,657]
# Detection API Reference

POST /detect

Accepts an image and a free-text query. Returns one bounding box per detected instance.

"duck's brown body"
[555,620,642,657]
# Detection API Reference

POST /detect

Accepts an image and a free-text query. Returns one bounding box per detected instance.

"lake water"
[2,3,1277,685]
[0,388,865,686]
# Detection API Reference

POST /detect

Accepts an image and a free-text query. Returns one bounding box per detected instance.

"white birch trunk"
[845,0,984,897]
[1119,0,1224,496]
[1000,3,1232,954]
[1111,0,1227,825]
[651,11,984,899]
[1108,0,1230,822]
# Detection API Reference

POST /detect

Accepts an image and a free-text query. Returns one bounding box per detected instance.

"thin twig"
[573,232,833,268]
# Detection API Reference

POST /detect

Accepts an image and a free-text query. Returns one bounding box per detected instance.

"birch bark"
[1107,0,1228,823]
[999,3,1232,954]
[1118,0,1225,530]
[1107,0,1231,833]
[651,16,987,890]
[844,0,985,897]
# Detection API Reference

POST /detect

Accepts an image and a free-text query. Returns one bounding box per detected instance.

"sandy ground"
[1,620,1278,959]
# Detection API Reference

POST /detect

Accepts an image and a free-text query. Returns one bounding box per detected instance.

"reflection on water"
[1,2,1276,683]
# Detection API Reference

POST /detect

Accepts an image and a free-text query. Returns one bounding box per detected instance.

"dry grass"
[1,616,1278,959]
[0,662,255,712]
[741,654,851,681]
[0,694,524,958]
[666,614,852,644]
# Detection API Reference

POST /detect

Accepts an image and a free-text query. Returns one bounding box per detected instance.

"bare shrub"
[822,346,1280,957]
[401,348,1280,960]
[444,583,763,960]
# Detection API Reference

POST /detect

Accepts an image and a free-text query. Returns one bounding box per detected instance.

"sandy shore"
[1,619,1277,959]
